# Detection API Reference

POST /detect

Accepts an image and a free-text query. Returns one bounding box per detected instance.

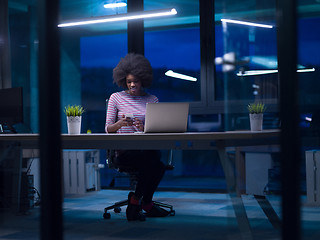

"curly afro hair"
[113,53,153,89]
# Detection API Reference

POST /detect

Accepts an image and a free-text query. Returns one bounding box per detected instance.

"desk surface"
[1,130,279,150]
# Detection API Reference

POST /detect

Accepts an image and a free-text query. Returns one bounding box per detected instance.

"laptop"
[144,102,189,133]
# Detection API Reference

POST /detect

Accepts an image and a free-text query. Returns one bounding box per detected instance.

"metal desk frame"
[0,130,280,240]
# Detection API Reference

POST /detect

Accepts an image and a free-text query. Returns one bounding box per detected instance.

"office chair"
[103,150,175,219]
[103,99,175,220]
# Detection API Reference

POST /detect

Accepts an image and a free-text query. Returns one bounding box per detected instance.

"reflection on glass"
[214,1,281,240]
[297,2,320,240]
[79,33,128,133]
[215,14,277,101]
[145,27,201,102]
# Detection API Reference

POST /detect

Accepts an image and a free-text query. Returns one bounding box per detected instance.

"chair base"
[103,199,175,219]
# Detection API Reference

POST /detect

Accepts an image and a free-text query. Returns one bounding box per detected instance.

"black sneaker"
[145,204,170,218]
[126,192,145,221]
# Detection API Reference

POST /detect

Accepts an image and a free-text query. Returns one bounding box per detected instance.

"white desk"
[0,130,280,240]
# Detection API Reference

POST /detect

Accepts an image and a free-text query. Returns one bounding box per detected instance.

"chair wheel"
[170,210,175,216]
[103,212,111,219]
[138,212,146,221]
[114,207,121,213]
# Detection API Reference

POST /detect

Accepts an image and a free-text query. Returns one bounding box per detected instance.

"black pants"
[115,150,165,204]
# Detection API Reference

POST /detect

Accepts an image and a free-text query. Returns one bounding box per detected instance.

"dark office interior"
[1,0,320,239]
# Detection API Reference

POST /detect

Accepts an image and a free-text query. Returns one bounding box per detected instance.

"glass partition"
[144,1,200,103]
[1,0,40,237]
[59,0,128,134]
[3,0,320,239]
[7,0,38,133]
[214,1,281,239]
[145,27,201,102]
[297,1,320,239]
[214,0,278,131]
[79,33,128,133]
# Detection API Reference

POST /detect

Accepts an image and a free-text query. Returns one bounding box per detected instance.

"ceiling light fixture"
[297,68,316,73]
[103,2,127,9]
[237,68,315,77]
[221,19,273,28]
[305,117,312,122]
[165,70,197,82]
[237,70,278,76]
[58,8,177,28]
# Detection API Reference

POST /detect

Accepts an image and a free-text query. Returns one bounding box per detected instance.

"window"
[297,5,320,238]
[213,0,279,130]
[145,27,201,102]
[79,33,128,133]
[214,22,277,101]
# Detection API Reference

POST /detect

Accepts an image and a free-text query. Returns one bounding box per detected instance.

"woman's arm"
[105,95,133,133]
[105,95,121,133]
[106,115,132,133]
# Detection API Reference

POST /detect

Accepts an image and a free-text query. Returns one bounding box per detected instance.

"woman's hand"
[107,115,140,133]
[118,114,133,128]
[133,118,144,132]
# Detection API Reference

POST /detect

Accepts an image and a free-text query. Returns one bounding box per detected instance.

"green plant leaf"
[247,102,266,114]
[64,105,85,116]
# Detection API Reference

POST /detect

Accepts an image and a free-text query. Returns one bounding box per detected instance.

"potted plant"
[247,102,266,131]
[64,105,85,134]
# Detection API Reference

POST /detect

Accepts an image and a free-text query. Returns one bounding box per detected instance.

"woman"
[105,53,169,221]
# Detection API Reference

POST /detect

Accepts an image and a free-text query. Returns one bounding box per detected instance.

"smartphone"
[125,113,134,120]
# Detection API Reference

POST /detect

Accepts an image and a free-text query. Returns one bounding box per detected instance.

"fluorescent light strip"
[165,70,197,82]
[221,19,273,28]
[305,117,312,122]
[237,68,315,77]
[58,8,177,27]
[297,68,315,73]
[237,70,278,76]
[104,2,127,9]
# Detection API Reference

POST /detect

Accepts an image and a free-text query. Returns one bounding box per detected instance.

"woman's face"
[126,74,142,96]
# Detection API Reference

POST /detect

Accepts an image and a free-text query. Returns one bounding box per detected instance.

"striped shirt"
[105,91,159,134]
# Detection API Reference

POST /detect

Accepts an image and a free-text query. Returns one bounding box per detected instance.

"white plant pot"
[249,113,263,131]
[67,116,82,134]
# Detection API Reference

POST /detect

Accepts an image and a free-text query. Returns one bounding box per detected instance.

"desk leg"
[235,147,246,196]
[217,145,253,240]
[12,146,23,213]
[254,195,281,230]
[0,143,23,213]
